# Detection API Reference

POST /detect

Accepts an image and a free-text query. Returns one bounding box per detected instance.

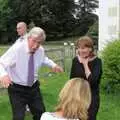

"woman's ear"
[89,47,95,58]
[89,48,92,53]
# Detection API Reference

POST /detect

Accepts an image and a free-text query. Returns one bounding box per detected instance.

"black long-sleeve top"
[70,56,102,94]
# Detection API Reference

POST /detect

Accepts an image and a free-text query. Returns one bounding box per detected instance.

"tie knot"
[29,53,34,56]
[30,53,33,56]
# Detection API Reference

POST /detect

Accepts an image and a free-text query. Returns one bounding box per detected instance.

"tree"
[72,0,98,35]
[75,0,98,16]
[0,0,98,43]
[28,0,77,38]
[7,0,77,40]
[0,0,13,43]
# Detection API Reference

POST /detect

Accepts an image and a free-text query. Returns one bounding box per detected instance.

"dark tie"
[27,54,34,86]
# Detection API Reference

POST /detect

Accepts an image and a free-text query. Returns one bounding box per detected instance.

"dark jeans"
[8,81,45,120]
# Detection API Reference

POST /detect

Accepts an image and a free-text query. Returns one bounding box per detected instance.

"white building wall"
[99,0,120,51]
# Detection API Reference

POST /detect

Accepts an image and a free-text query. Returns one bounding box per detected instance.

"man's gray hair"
[28,27,46,41]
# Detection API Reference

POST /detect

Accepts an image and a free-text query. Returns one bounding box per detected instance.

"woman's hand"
[80,57,89,65]
[79,57,91,78]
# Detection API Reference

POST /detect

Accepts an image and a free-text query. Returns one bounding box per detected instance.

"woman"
[40,78,91,120]
[70,36,102,120]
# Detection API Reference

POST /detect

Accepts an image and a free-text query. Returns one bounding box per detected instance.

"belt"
[11,81,39,89]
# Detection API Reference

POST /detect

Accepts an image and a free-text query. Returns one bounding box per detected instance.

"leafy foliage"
[0,0,98,43]
[101,40,120,93]
[0,0,13,43]
[87,20,98,47]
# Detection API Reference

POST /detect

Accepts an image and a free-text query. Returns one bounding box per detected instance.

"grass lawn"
[0,45,120,120]
[0,72,120,120]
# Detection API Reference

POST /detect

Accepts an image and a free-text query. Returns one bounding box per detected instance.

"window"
[108,7,117,17]
[108,25,117,35]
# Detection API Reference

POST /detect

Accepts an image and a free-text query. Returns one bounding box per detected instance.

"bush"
[101,39,120,93]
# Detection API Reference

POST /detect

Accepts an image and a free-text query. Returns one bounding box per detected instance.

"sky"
[74,0,99,16]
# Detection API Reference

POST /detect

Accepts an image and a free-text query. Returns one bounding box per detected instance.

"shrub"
[101,39,120,93]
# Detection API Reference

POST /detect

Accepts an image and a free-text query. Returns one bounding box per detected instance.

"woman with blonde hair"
[70,36,102,120]
[40,78,91,120]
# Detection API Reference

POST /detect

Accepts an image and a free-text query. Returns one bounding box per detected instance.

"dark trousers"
[88,94,100,120]
[8,81,45,120]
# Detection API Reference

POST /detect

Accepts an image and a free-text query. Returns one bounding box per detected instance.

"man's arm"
[42,56,63,73]
[0,44,18,88]
[0,63,13,88]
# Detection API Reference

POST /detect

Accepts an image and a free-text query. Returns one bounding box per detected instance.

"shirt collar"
[19,34,28,41]
[24,37,30,54]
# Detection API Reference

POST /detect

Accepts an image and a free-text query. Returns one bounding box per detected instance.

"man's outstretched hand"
[51,65,63,73]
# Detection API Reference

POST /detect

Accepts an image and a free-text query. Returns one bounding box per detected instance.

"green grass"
[98,90,120,120]
[0,45,120,120]
[0,73,120,120]
[0,45,10,56]
[0,72,68,120]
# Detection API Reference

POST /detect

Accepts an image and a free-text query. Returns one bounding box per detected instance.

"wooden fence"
[45,47,65,70]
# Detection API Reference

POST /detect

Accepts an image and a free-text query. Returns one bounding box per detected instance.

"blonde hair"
[56,78,91,120]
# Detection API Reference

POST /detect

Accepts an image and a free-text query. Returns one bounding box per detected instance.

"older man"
[0,27,63,120]
[16,22,27,43]
[16,22,31,112]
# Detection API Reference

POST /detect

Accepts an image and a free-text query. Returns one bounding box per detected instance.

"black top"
[70,56,102,94]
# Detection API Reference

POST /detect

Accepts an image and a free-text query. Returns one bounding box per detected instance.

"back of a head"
[56,78,91,120]
[28,27,46,42]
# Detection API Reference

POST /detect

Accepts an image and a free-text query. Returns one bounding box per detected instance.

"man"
[5,22,28,56]
[0,27,63,120]
[16,22,27,43]
[16,22,30,112]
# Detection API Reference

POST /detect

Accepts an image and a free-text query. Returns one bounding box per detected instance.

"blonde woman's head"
[56,78,91,120]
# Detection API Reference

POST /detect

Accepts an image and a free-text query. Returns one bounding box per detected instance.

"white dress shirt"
[15,34,27,43]
[41,112,67,120]
[41,112,79,120]
[0,38,56,86]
